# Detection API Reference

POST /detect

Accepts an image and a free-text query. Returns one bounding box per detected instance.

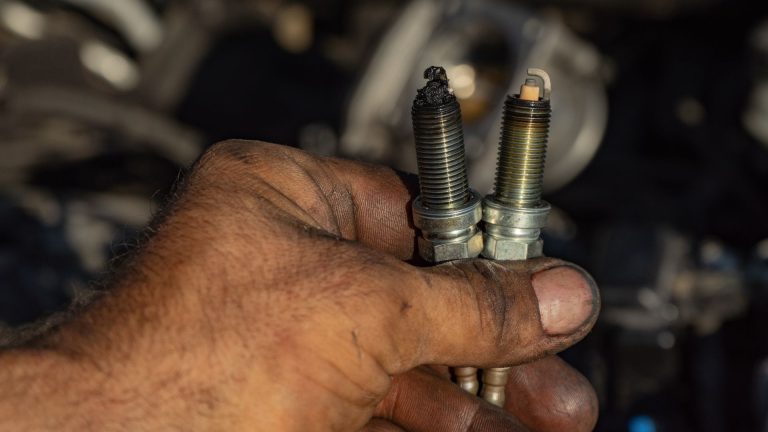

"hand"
[0,140,600,431]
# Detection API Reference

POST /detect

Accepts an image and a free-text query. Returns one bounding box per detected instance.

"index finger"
[199,140,422,259]
[323,157,421,260]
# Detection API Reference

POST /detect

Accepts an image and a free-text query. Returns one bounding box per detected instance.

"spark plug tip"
[415,66,455,107]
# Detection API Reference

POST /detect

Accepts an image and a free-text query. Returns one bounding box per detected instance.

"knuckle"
[197,139,269,169]
[194,140,309,187]
[477,284,513,345]
[455,260,548,354]
[450,261,513,346]
[200,140,323,182]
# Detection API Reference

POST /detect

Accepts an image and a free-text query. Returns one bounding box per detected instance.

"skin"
[0,140,600,431]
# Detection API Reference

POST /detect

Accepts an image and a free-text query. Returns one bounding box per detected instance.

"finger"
[425,364,452,380]
[375,367,529,432]
[407,259,598,368]
[199,140,420,259]
[359,419,406,432]
[363,258,599,373]
[322,157,420,260]
[504,356,598,432]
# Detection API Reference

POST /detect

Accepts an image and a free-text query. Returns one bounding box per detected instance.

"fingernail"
[532,266,597,336]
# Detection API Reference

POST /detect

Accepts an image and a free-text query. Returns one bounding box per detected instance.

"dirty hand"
[0,141,600,431]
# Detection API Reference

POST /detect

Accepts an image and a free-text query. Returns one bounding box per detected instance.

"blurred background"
[0,0,767,430]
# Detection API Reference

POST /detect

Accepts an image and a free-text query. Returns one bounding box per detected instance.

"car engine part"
[480,69,553,407]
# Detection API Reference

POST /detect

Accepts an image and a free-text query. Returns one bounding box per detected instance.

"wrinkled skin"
[0,141,600,431]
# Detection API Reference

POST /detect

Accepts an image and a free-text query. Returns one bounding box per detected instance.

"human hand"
[0,140,599,431]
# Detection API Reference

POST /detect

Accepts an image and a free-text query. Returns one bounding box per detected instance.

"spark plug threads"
[493,93,551,208]
[412,66,470,210]
[410,66,483,265]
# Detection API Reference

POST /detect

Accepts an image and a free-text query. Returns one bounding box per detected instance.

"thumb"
[380,257,599,371]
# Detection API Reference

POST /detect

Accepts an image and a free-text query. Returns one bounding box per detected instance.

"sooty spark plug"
[411,66,483,394]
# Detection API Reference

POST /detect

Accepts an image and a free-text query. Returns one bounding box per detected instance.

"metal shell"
[412,190,482,233]
[482,198,550,229]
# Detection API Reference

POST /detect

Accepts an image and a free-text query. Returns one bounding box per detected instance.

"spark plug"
[479,69,553,407]
[411,66,483,394]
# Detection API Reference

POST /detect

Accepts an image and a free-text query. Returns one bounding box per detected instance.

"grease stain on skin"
[351,330,362,361]
[421,272,434,289]
[400,301,412,314]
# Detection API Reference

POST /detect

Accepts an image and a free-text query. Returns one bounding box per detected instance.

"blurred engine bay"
[1,0,768,430]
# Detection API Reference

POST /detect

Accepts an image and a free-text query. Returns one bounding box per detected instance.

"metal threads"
[412,68,470,210]
[493,96,551,208]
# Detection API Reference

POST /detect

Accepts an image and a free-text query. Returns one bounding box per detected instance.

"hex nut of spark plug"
[418,230,484,262]
[482,236,543,261]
